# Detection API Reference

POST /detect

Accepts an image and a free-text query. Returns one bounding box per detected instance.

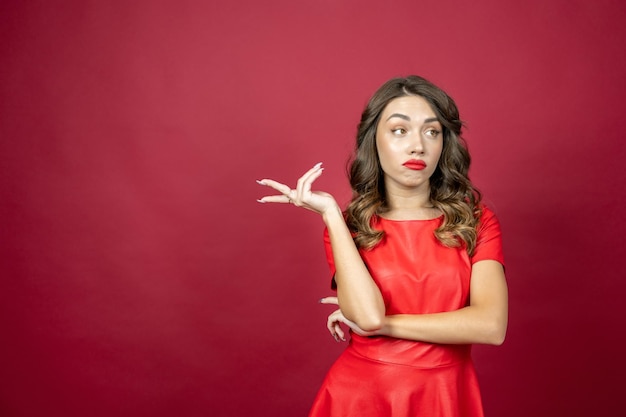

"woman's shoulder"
[475,204,503,242]
[472,204,505,264]
[478,204,500,224]
[479,203,493,213]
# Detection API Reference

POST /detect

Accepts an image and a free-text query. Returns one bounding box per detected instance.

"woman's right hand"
[321,296,377,341]
[256,162,340,217]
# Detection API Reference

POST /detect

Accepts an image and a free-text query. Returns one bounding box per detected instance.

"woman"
[257,75,508,417]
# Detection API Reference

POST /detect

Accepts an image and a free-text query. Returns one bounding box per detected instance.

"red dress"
[309,208,504,417]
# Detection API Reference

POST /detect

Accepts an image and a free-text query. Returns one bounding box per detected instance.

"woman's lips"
[403,160,426,170]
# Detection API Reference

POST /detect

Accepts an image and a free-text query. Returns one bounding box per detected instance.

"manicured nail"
[256,199,265,203]
[313,162,323,169]
[256,179,266,185]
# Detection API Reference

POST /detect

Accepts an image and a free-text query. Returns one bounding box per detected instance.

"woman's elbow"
[354,314,385,333]
[484,321,507,346]
[487,330,506,346]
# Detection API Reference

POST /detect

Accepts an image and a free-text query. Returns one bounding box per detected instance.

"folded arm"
[375,260,507,345]
[323,208,385,331]
[323,260,508,345]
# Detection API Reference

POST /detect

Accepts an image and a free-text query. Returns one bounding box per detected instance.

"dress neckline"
[377,214,444,223]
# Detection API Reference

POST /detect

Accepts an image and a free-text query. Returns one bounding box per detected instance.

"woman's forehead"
[381,96,439,122]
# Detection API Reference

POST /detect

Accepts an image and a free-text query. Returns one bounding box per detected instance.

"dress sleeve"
[322,227,338,290]
[471,207,505,266]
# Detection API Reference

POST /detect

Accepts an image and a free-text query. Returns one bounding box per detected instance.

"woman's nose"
[409,134,424,154]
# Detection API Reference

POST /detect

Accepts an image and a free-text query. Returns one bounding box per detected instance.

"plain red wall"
[1,1,625,416]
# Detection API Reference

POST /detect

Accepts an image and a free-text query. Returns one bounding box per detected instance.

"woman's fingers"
[323,299,345,342]
[319,296,339,306]
[326,312,337,341]
[334,323,346,341]
[329,326,339,342]
[256,162,324,206]
[296,162,323,204]
[256,194,291,204]
[326,308,348,342]
[256,178,293,204]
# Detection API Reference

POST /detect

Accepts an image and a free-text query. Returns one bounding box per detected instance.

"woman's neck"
[382,185,441,221]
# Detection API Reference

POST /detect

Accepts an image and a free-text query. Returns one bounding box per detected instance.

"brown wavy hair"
[345,75,482,255]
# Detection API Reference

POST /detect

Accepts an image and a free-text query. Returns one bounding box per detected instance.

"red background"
[1,1,625,416]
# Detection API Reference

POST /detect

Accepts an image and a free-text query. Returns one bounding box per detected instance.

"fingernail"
[256,179,266,185]
[256,199,265,203]
[314,162,323,169]
[318,298,325,303]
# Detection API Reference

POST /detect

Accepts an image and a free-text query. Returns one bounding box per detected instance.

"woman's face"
[375,95,443,193]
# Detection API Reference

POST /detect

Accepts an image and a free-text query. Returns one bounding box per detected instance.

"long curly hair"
[345,75,482,254]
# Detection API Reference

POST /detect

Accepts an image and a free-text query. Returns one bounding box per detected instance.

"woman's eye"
[425,128,440,137]
[392,128,406,135]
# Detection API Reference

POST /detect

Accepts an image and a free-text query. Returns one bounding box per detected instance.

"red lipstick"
[403,160,426,170]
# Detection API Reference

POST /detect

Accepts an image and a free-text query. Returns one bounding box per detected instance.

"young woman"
[257,75,508,417]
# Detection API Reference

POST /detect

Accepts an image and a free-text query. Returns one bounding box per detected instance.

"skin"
[375,95,444,220]
[257,95,508,346]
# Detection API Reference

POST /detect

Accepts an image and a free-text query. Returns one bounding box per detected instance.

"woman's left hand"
[320,296,378,341]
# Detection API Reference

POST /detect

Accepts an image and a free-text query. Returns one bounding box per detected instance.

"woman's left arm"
[380,260,508,345]
[323,260,508,345]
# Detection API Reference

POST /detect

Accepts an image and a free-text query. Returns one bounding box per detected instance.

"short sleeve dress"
[308,207,504,417]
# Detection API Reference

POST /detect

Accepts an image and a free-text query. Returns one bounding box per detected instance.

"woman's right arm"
[322,207,385,331]
[257,163,385,331]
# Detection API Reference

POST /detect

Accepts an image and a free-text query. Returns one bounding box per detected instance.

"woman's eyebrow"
[386,113,411,121]
[386,114,439,124]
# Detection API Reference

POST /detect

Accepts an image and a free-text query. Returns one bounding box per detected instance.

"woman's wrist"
[321,204,344,225]
[376,316,391,337]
